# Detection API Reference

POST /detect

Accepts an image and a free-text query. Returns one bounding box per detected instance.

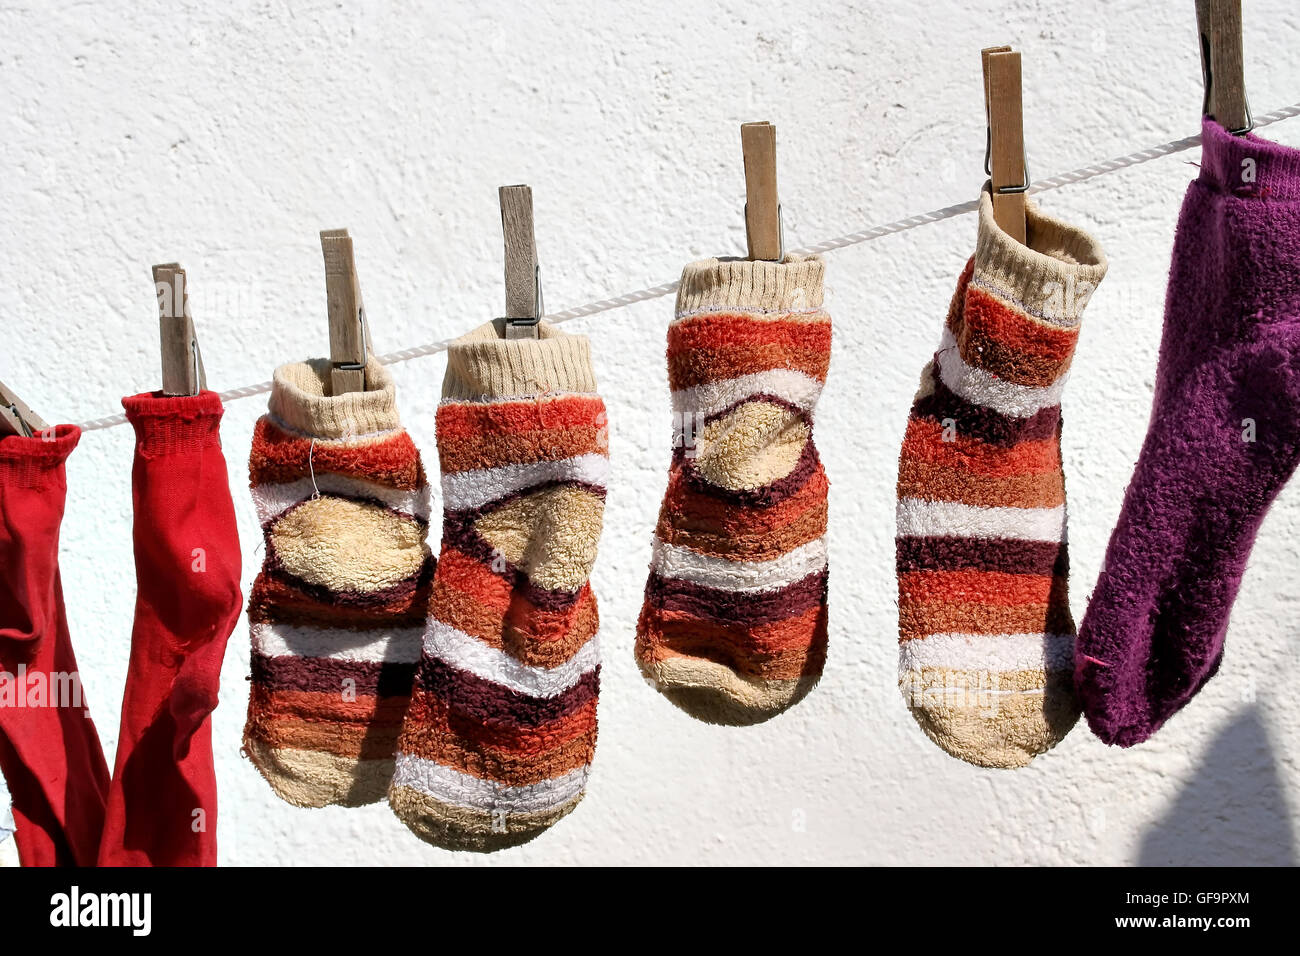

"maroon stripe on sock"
[911,364,1061,447]
[701,393,812,429]
[260,494,429,535]
[414,655,600,727]
[250,652,417,697]
[261,547,435,610]
[643,568,829,627]
[439,514,584,612]
[677,440,822,507]
[445,480,608,520]
[895,535,1069,576]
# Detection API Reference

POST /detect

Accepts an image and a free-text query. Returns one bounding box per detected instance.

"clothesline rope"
[76,103,1300,432]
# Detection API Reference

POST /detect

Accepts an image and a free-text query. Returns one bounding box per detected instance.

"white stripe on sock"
[651,537,827,593]
[252,475,431,524]
[422,619,599,698]
[391,754,589,812]
[251,620,424,663]
[896,497,1065,542]
[934,328,1068,418]
[441,453,609,512]
[671,368,824,419]
[899,632,1076,674]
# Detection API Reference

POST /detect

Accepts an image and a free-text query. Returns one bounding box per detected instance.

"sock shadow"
[660,601,829,728]
[1137,704,1297,865]
[277,623,408,808]
[1141,501,1244,737]
[660,678,819,727]
[1040,571,1081,741]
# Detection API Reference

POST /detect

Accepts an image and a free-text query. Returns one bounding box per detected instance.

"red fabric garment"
[97,392,243,866]
[0,424,109,866]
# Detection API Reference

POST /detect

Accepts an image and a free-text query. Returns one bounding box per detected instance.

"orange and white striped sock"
[636,255,831,725]
[390,320,608,851]
[896,185,1107,768]
[243,357,433,807]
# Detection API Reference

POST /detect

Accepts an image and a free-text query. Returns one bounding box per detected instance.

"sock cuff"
[122,391,224,455]
[0,424,80,466]
[268,356,401,438]
[676,255,826,315]
[974,184,1108,327]
[443,320,597,400]
[1199,117,1300,201]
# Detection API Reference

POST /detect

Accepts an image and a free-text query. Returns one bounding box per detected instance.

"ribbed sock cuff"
[973,184,1108,327]
[1199,116,1300,201]
[676,255,826,315]
[443,320,597,400]
[122,391,224,456]
[0,425,80,486]
[268,356,401,439]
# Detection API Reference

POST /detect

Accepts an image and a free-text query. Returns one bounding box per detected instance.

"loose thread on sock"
[307,438,320,499]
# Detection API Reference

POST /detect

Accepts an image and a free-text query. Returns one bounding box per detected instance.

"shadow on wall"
[1138,705,1297,866]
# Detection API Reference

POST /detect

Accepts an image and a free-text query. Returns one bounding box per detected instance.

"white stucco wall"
[2,0,1298,866]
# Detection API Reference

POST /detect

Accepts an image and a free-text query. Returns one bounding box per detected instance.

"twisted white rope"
[75,103,1300,433]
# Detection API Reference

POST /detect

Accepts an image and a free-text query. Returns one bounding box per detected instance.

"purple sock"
[1077,118,1300,746]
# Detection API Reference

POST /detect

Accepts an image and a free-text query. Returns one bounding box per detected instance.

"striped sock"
[896,186,1107,768]
[636,256,831,725]
[390,320,607,851]
[243,357,433,807]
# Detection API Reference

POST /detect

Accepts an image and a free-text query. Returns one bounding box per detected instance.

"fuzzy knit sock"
[390,320,607,851]
[243,357,433,807]
[1077,121,1300,746]
[0,426,110,865]
[896,186,1108,768]
[635,256,831,725]
[98,392,243,866]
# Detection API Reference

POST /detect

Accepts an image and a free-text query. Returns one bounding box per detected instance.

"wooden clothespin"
[741,121,782,261]
[152,263,206,396]
[320,228,371,394]
[982,46,1029,244]
[1196,0,1251,135]
[0,380,48,438]
[499,185,541,340]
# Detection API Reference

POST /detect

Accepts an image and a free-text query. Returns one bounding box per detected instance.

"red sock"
[97,392,243,867]
[0,425,109,866]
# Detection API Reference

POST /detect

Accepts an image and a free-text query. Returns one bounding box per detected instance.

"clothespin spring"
[1200,30,1254,135]
[334,305,371,375]
[743,202,786,262]
[505,265,544,337]
[3,402,35,438]
[984,128,1031,195]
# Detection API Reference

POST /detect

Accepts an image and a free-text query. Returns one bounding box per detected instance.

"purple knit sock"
[1076,119,1300,746]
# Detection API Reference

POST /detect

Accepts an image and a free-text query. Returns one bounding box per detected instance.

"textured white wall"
[2,0,1298,866]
